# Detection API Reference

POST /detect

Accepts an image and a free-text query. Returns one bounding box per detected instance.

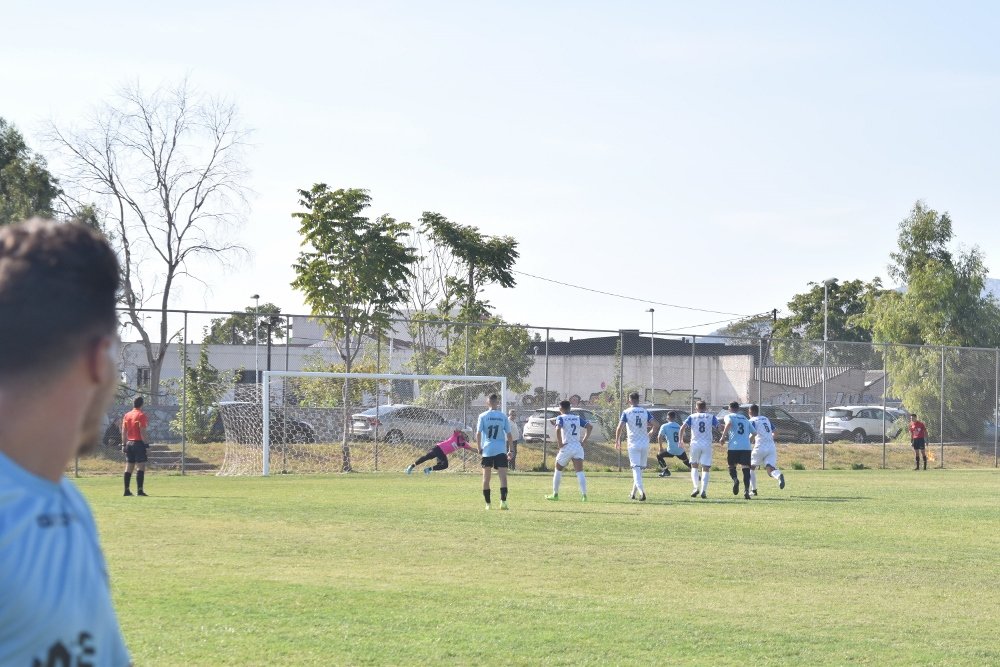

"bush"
[851,462,869,470]
[791,462,806,470]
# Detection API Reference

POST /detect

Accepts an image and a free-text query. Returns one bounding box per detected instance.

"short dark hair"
[667,410,677,419]
[911,412,917,419]
[489,393,499,402]
[749,403,759,415]
[729,401,740,411]
[0,220,119,382]
[629,391,640,401]
[559,400,571,410]
[696,400,707,411]
[133,396,144,409]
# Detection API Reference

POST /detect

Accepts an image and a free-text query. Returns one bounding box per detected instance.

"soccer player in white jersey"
[546,400,592,501]
[748,403,786,495]
[719,401,757,500]
[0,219,131,665]
[614,392,658,501]
[679,400,718,498]
[476,393,513,510]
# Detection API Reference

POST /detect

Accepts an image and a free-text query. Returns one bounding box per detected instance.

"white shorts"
[627,445,649,469]
[555,442,585,467]
[751,445,777,468]
[690,442,713,467]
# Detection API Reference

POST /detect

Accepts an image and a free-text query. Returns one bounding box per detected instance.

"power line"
[513,270,752,317]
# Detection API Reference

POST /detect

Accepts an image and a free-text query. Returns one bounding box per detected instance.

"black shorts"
[727,450,752,467]
[481,453,509,469]
[124,440,148,463]
[911,438,926,450]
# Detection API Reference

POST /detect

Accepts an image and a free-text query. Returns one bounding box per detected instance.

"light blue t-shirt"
[724,413,756,451]
[477,409,511,457]
[0,452,131,666]
[658,422,684,455]
[555,413,588,446]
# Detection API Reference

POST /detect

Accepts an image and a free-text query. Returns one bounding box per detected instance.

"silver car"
[523,407,608,443]
[349,404,469,444]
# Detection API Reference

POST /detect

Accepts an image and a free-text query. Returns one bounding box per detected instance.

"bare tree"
[48,80,251,403]
[403,221,461,372]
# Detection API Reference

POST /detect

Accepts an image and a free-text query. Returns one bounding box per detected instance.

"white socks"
[749,470,757,490]
[632,467,645,494]
[691,467,701,489]
[577,471,587,495]
[770,468,783,481]
[553,470,562,494]
[699,470,710,494]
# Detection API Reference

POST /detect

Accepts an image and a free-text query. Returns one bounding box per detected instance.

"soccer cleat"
[485,504,491,510]
[500,501,509,510]
[639,492,647,502]
[581,494,587,502]
[123,490,133,497]
[744,492,752,500]
[658,469,671,477]
[137,490,148,497]
[630,489,637,500]
[751,488,758,496]
[691,489,699,498]
[423,467,432,475]
[700,492,707,499]
[545,493,559,501]
[778,474,785,489]
[405,464,415,474]
[732,479,740,495]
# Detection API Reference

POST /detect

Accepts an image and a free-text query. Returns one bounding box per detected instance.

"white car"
[823,406,903,443]
[522,407,608,444]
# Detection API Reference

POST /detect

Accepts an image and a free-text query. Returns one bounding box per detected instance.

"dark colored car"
[645,407,692,443]
[218,401,317,444]
[714,404,816,443]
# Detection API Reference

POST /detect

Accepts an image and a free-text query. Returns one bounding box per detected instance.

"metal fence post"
[618,329,625,472]
[542,330,550,471]
[821,339,827,470]
[882,342,888,470]
[757,337,763,405]
[994,348,999,468]
[374,331,381,472]
[283,319,290,475]
[690,335,696,413]
[940,345,945,468]
[181,311,188,475]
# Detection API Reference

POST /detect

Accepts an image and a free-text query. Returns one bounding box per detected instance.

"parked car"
[349,404,470,444]
[822,405,903,443]
[218,401,316,444]
[714,404,817,443]
[523,407,609,443]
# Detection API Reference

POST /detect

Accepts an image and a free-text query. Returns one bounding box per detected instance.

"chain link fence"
[72,309,1000,475]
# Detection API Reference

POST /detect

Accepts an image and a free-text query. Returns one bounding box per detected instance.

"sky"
[3,1,1000,337]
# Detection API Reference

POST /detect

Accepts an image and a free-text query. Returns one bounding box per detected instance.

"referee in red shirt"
[121,395,150,495]
[909,413,928,470]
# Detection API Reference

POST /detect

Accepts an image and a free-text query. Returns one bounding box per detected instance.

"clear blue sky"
[4,1,999,335]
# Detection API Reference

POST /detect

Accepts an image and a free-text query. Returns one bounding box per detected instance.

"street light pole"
[646,308,655,403]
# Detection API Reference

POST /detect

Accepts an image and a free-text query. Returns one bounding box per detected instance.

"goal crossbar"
[261,371,507,476]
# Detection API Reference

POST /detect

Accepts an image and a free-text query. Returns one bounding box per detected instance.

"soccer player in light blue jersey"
[655,410,692,477]
[476,393,513,510]
[0,219,131,666]
[719,401,757,500]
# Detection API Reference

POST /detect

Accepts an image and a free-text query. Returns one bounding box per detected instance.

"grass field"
[81,469,999,666]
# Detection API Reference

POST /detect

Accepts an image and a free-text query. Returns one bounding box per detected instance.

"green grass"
[79,469,999,666]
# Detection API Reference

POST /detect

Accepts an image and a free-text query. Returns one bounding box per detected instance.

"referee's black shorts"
[911,437,926,450]
[124,440,148,463]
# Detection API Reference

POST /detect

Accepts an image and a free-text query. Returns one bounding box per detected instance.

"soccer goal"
[217,371,507,476]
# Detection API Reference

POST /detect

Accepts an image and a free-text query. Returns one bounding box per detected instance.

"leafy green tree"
[862,201,1000,438]
[716,313,774,344]
[421,213,518,321]
[770,278,887,366]
[426,318,532,407]
[170,341,238,443]
[291,185,416,471]
[204,303,286,345]
[287,351,378,408]
[0,118,61,226]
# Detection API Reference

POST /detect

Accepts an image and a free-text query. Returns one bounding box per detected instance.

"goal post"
[247,371,507,476]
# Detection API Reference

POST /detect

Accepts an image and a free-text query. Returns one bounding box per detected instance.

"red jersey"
[122,408,148,442]
[909,420,927,440]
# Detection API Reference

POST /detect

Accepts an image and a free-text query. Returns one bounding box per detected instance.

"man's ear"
[87,337,117,384]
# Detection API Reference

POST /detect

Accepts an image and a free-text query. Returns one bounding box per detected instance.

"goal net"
[217,372,507,476]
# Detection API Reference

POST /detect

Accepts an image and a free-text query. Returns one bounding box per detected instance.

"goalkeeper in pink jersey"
[405,431,473,474]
